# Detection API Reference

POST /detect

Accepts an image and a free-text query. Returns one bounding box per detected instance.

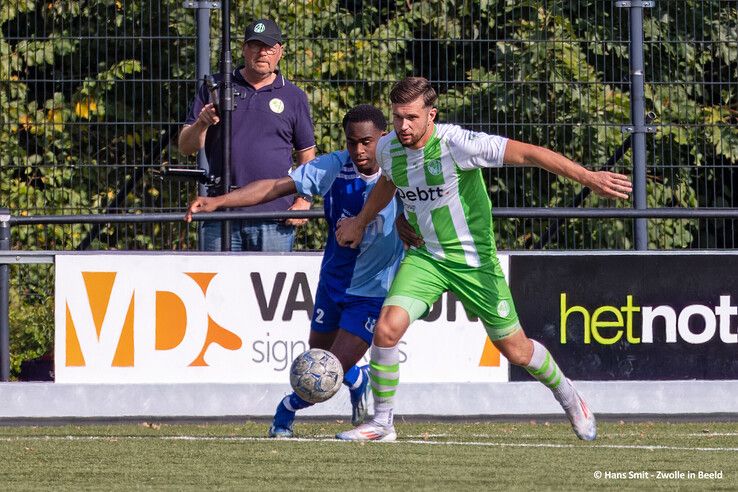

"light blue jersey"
[290,150,403,298]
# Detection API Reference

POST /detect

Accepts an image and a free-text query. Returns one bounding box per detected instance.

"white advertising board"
[55,254,510,383]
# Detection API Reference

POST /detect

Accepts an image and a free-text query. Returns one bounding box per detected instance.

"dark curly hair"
[342,104,387,132]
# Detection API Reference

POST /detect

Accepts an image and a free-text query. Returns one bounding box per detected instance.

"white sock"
[525,339,576,406]
[369,343,399,427]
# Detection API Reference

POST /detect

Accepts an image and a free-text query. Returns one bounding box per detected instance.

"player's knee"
[372,322,401,347]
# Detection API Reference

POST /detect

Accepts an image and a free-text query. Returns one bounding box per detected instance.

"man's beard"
[399,131,424,148]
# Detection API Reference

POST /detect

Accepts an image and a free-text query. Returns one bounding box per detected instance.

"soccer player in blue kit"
[185,105,409,437]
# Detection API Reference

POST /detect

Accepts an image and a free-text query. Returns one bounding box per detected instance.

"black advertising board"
[508,254,738,381]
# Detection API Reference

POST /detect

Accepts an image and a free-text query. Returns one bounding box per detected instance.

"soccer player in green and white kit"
[335,77,632,442]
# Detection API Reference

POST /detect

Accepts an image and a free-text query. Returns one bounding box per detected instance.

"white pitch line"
[471,432,738,439]
[684,433,738,437]
[400,439,738,452]
[1,435,737,452]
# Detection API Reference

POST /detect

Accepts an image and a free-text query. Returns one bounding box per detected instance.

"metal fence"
[0,0,737,380]
[1,0,737,252]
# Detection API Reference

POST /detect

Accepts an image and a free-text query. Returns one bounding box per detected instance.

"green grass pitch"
[0,419,735,490]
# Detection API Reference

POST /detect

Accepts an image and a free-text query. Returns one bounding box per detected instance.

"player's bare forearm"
[184,177,296,222]
[224,177,296,208]
[504,139,632,200]
[286,148,318,226]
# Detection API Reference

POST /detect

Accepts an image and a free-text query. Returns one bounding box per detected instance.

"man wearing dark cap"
[180,19,316,251]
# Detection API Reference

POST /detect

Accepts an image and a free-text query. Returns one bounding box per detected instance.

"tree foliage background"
[0,0,736,375]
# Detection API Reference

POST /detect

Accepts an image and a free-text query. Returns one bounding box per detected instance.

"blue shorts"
[311,283,383,345]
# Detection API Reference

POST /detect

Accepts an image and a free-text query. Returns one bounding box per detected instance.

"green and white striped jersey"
[377,123,508,268]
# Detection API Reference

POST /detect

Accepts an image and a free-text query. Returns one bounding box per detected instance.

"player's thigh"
[378,253,449,345]
[308,330,336,351]
[385,252,448,314]
[329,330,370,372]
[447,259,520,341]
[311,284,341,336]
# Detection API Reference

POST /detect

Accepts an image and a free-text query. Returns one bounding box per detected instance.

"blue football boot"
[349,365,371,426]
[268,400,296,438]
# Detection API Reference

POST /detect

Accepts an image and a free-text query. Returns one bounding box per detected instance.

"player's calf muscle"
[493,329,533,366]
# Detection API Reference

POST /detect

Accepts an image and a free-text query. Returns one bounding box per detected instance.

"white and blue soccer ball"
[289,348,344,403]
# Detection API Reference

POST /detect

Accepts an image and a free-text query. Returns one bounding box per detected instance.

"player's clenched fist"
[184,195,223,223]
[335,216,365,249]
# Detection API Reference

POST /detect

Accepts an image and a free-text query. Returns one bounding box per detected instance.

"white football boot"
[557,378,597,441]
[336,420,397,442]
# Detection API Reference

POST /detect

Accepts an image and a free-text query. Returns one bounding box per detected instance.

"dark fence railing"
[6,209,738,226]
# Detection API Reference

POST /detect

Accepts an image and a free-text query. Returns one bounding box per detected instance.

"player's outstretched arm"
[285,146,319,227]
[184,177,297,223]
[503,140,632,200]
[336,175,397,248]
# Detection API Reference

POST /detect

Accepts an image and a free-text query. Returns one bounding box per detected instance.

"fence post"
[184,1,221,250]
[617,0,655,250]
[0,208,10,381]
[195,2,216,200]
[219,0,232,251]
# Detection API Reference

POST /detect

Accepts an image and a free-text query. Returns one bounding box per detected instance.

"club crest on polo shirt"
[269,98,285,114]
[254,22,265,33]
[426,159,442,176]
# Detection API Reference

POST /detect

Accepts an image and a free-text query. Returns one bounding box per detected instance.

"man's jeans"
[201,220,294,252]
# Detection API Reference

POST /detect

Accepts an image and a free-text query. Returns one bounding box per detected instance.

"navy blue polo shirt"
[185,68,316,212]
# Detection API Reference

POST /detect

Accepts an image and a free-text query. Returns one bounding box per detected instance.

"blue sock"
[343,364,366,390]
[285,392,314,411]
[272,392,313,432]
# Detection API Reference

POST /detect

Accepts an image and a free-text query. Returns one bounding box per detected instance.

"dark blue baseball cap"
[244,19,282,47]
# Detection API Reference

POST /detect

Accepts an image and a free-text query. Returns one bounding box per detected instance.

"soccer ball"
[289,348,344,403]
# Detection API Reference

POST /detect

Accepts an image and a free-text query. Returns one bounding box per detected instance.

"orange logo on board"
[65,271,241,367]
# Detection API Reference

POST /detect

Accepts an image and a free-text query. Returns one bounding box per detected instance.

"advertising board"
[509,254,738,381]
[55,254,509,383]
